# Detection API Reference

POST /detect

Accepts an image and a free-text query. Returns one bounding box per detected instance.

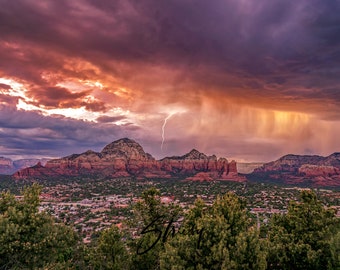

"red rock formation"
[13,138,243,182]
[228,160,238,173]
[14,162,57,178]
[299,164,340,177]
[250,153,340,187]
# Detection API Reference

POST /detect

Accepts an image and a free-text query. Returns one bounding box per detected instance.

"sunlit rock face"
[250,153,340,187]
[13,138,244,182]
[160,150,245,182]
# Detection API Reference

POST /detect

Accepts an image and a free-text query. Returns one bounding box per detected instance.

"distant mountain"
[0,157,49,175]
[0,157,13,174]
[13,138,245,182]
[249,153,340,187]
[237,163,264,174]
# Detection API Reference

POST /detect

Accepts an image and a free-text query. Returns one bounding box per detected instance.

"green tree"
[330,230,340,269]
[129,187,182,270]
[88,225,130,270]
[0,184,79,269]
[160,193,267,270]
[267,190,340,270]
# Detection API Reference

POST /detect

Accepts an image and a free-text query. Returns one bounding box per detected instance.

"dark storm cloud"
[0,104,140,157]
[0,94,18,106]
[0,0,340,160]
[0,42,59,85]
[24,86,107,111]
[1,0,338,108]
[0,83,11,90]
[27,86,89,107]
[96,115,127,123]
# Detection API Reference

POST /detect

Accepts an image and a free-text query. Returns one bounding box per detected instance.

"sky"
[0,0,340,162]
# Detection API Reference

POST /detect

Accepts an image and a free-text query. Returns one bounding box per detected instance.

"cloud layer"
[0,0,340,161]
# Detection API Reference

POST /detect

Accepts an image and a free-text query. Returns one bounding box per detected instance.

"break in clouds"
[0,0,340,161]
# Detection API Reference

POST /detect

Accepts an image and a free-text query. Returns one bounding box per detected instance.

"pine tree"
[0,184,79,269]
[160,193,267,270]
[88,225,130,270]
[129,187,182,270]
[266,190,340,270]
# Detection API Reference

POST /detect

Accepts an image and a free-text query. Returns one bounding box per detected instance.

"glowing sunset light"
[0,78,26,97]
[0,0,339,161]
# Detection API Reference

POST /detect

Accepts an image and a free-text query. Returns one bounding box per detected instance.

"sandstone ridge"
[13,138,245,182]
[250,153,340,187]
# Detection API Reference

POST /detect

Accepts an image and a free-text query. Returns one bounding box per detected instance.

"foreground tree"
[267,190,340,270]
[128,187,182,270]
[88,225,130,270]
[160,193,267,270]
[330,230,340,269]
[0,184,79,269]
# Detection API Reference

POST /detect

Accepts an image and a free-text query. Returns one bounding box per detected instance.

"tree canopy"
[267,190,340,270]
[0,185,339,270]
[0,184,79,269]
[160,193,267,270]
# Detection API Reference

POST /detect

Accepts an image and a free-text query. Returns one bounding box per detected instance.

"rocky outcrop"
[253,154,324,173]
[298,164,340,177]
[249,153,340,187]
[13,138,244,182]
[14,162,56,178]
[161,150,245,182]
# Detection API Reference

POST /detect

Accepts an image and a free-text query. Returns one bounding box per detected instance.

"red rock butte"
[13,138,245,182]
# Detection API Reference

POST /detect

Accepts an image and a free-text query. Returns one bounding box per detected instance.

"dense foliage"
[160,193,267,270]
[267,191,340,270]
[0,185,339,269]
[0,184,79,269]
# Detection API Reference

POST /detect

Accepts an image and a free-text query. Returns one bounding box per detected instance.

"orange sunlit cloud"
[0,0,339,161]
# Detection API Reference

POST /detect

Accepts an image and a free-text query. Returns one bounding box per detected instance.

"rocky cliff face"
[160,150,243,181]
[13,138,244,182]
[250,153,340,187]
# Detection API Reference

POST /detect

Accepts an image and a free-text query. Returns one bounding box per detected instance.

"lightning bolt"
[161,113,174,150]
